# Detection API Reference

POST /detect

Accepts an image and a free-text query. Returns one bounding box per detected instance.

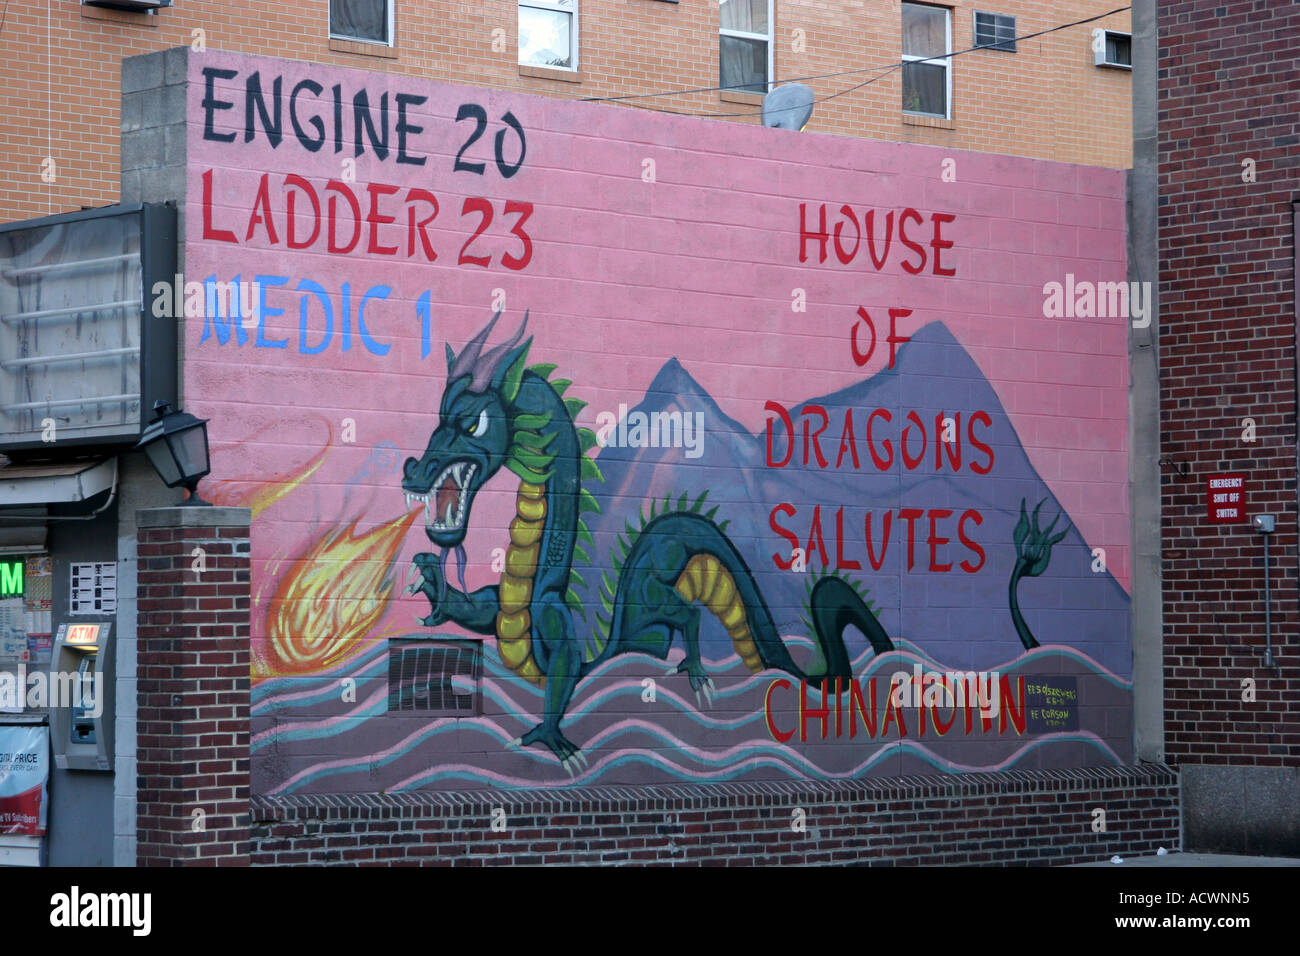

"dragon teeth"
[416,462,476,531]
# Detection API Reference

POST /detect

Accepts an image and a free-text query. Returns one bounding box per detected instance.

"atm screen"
[71,654,96,745]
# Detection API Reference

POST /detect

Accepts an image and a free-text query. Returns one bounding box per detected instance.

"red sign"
[1206,472,1247,524]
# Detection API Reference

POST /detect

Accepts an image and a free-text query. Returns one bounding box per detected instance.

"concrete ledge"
[519,64,582,83]
[136,506,252,529]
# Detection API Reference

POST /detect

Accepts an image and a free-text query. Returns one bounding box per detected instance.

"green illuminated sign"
[0,560,22,597]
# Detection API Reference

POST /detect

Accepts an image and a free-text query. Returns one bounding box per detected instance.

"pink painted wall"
[181,51,1131,791]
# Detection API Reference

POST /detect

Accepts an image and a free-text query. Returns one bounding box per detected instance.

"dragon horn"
[449,310,503,382]
[469,311,530,393]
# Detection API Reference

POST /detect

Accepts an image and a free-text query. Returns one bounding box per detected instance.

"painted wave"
[251,633,1133,795]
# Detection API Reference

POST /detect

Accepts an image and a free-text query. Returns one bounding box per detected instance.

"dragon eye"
[468,408,490,438]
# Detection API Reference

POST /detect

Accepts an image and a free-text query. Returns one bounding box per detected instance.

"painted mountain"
[578,320,1132,680]
[250,320,1134,794]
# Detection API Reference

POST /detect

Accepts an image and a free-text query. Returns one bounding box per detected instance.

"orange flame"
[207,443,331,519]
[205,417,333,518]
[257,510,417,680]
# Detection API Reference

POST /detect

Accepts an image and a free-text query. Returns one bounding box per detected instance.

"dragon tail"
[674,543,891,685]
[597,497,892,683]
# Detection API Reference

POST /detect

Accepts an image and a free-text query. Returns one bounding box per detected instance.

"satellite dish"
[761,83,815,131]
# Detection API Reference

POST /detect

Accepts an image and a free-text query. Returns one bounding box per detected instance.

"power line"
[576,5,1132,119]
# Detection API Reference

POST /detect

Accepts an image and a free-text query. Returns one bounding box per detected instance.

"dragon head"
[403,311,532,548]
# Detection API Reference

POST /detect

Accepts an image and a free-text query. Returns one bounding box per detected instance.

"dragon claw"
[574,751,588,770]
[506,737,522,750]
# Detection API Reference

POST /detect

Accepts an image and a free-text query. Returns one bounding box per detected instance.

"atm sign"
[0,560,20,597]
[1207,472,1247,524]
[66,624,101,646]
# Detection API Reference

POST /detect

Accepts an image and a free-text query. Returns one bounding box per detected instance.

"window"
[720,0,772,93]
[902,3,951,118]
[329,0,393,46]
[1094,30,1132,69]
[973,11,1016,52]
[519,0,577,70]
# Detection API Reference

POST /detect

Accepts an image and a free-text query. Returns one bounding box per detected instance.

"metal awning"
[0,458,117,507]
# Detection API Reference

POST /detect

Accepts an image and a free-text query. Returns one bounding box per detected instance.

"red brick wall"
[0,0,1131,223]
[1158,0,1300,767]
[250,767,1179,865]
[136,508,253,865]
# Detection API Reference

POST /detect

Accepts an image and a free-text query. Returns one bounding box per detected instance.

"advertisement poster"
[0,598,25,660]
[0,725,49,835]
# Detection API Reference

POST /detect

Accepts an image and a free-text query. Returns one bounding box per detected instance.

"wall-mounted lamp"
[134,400,212,506]
[1252,513,1277,668]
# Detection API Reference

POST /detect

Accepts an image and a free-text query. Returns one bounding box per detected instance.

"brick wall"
[1157,1,1300,768]
[250,766,1179,865]
[136,506,253,865]
[0,0,1131,223]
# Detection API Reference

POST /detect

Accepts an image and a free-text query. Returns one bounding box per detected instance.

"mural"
[403,312,896,771]
[181,52,1133,792]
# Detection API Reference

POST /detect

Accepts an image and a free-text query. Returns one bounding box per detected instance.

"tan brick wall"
[0,1,1130,224]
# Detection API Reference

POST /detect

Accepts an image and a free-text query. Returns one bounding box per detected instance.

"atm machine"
[0,591,114,866]
[48,622,114,771]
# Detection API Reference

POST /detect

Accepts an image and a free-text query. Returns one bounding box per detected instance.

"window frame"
[719,0,775,94]
[901,1,953,120]
[519,0,580,72]
[328,0,396,48]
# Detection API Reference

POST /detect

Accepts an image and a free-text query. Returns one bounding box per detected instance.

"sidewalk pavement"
[1072,852,1300,867]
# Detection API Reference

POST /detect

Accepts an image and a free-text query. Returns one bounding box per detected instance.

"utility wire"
[577,5,1132,119]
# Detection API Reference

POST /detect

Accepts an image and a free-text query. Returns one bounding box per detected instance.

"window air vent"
[974,12,1016,52]
[387,639,481,716]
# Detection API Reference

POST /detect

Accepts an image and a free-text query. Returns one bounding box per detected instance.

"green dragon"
[401,313,1070,771]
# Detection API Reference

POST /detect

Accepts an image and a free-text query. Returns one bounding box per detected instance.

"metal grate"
[974,11,1016,52]
[387,639,481,716]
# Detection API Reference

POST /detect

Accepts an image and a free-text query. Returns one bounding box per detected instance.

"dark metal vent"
[387,639,481,716]
[974,12,1016,52]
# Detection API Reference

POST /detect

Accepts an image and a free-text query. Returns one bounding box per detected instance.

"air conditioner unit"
[1094,30,1132,70]
[82,0,173,11]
